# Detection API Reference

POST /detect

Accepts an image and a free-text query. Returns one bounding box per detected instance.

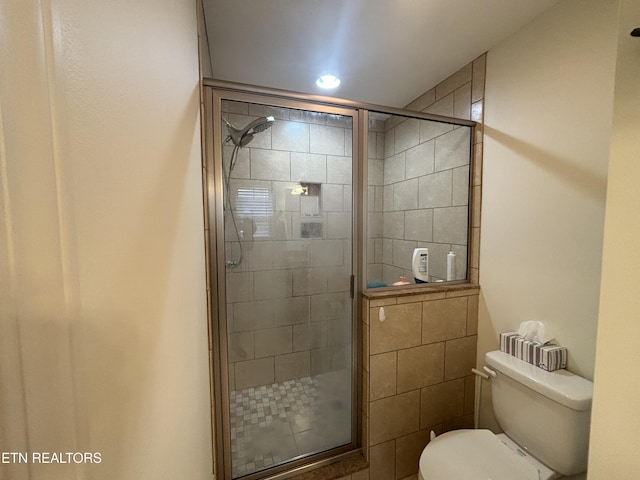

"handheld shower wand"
[222,114,275,269]
[224,116,275,147]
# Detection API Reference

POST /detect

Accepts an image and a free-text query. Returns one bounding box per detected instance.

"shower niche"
[204,82,475,480]
[298,183,323,238]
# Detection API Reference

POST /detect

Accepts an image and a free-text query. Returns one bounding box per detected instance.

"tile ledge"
[288,454,368,480]
[362,282,480,300]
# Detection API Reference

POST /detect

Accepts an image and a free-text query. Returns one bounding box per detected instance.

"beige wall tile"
[405,88,435,112]
[466,295,479,336]
[435,63,472,100]
[434,128,471,172]
[422,297,467,344]
[254,325,293,358]
[444,287,480,298]
[394,118,420,153]
[293,321,327,351]
[472,142,483,186]
[363,322,370,371]
[251,148,291,181]
[235,357,274,390]
[226,271,254,303]
[397,343,444,393]
[384,152,406,184]
[452,165,470,206]
[275,351,310,382]
[433,206,468,245]
[418,170,452,208]
[327,318,352,347]
[396,292,445,304]
[231,300,274,332]
[326,155,352,184]
[469,267,479,284]
[370,440,395,480]
[311,292,347,322]
[420,379,464,429]
[309,240,345,267]
[383,211,405,239]
[453,83,472,120]
[471,54,486,103]
[274,296,310,327]
[353,468,370,480]
[363,368,370,419]
[471,186,482,228]
[469,227,480,268]
[291,152,327,182]
[403,210,433,243]
[405,140,435,179]
[310,124,345,156]
[471,100,484,123]
[310,345,350,374]
[443,413,474,433]
[370,352,397,400]
[253,269,292,300]
[370,390,420,445]
[395,429,430,480]
[292,267,328,296]
[370,303,422,354]
[444,335,477,381]
[393,179,419,211]
[228,331,255,362]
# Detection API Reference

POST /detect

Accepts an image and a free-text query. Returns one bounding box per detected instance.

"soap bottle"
[412,248,429,283]
[446,251,456,281]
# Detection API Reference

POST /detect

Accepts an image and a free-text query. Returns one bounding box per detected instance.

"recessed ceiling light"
[316,74,341,89]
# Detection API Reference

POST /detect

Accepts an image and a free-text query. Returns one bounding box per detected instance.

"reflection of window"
[236,187,273,238]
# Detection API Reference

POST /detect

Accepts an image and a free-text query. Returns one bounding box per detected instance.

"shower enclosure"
[203,81,474,480]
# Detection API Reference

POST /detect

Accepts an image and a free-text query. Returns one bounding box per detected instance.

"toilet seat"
[419,429,550,480]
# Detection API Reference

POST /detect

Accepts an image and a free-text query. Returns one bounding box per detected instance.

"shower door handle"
[350,275,355,299]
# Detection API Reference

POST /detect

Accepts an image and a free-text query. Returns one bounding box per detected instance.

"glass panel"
[221,100,354,479]
[366,112,472,288]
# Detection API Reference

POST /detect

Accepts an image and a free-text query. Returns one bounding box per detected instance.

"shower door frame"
[203,81,365,480]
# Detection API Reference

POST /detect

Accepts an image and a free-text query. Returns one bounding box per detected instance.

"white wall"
[588,0,640,477]
[0,1,212,479]
[477,0,618,427]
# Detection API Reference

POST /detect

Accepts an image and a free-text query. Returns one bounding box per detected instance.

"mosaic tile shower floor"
[229,370,351,478]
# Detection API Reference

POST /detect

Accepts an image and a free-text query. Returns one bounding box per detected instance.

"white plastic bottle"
[447,251,456,281]
[412,248,429,283]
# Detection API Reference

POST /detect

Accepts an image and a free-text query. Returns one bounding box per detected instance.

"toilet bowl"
[418,351,593,480]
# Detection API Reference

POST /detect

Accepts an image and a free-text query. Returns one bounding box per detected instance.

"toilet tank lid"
[485,350,593,411]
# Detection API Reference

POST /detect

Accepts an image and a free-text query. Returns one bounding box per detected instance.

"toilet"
[418,350,593,480]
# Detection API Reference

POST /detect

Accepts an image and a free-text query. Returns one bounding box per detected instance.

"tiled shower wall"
[357,54,485,480]
[367,53,484,287]
[368,117,471,286]
[222,101,353,391]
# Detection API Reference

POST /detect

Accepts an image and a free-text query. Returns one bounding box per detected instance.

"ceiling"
[202,0,560,108]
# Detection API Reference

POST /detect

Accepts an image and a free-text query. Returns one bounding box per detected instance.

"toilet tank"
[485,350,593,476]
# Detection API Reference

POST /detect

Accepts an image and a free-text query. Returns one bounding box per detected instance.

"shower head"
[224,116,275,147]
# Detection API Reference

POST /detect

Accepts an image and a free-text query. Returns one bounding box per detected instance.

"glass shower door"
[217,97,356,479]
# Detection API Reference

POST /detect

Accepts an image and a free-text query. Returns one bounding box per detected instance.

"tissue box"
[499,332,567,372]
